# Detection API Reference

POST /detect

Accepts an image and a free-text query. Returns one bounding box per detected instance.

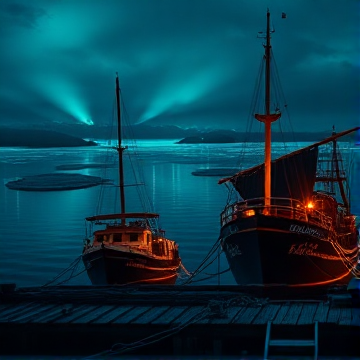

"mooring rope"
[42,255,86,287]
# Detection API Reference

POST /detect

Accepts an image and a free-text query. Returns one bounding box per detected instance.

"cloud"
[0,0,359,132]
[0,2,47,29]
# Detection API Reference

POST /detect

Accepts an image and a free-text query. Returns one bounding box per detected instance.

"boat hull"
[82,246,181,285]
[220,214,358,286]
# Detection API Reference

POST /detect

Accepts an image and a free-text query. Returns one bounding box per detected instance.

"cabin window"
[97,234,108,242]
[113,233,122,242]
[130,233,138,242]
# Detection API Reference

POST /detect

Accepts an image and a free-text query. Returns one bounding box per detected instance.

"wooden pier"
[0,284,359,358]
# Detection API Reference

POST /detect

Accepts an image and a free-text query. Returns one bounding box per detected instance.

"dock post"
[172,336,182,355]
[213,338,222,356]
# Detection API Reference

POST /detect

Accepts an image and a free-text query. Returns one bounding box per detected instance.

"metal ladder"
[264,320,318,360]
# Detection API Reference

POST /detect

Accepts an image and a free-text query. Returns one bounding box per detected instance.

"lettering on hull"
[225,243,242,258]
[126,261,146,268]
[288,243,340,260]
[289,224,325,239]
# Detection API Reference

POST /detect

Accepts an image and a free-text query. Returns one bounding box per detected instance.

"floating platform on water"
[0,284,359,358]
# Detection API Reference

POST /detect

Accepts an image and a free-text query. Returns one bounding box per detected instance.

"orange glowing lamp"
[307,202,314,209]
[243,209,256,217]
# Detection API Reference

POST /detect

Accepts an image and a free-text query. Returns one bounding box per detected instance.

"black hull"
[220,214,358,287]
[82,246,181,285]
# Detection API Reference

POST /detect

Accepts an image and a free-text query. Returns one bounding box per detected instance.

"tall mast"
[115,74,126,216]
[255,9,281,206]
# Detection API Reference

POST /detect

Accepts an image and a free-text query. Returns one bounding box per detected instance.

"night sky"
[1,0,359,132]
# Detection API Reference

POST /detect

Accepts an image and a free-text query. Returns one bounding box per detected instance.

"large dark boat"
[218,10,359,287]
[82,75,181,285]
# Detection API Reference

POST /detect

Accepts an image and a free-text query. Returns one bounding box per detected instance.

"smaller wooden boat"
[82,75,181,285]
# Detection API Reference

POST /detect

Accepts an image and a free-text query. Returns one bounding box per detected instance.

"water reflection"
[0,141,359,287]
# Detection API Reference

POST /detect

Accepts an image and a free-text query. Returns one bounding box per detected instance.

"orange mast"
[254,10,281,206]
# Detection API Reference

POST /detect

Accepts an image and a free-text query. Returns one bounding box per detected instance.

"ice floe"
[55,164,113,170]
[5,173,111,191]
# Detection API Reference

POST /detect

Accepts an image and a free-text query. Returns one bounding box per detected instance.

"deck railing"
[220,197,333,229]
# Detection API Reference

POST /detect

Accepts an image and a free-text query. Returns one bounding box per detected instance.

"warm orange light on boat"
[289,269,352,287]
[243,209,256,217]
[307,202,314,209]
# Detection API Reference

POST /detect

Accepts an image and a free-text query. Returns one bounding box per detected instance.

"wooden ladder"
[263,321,318,360]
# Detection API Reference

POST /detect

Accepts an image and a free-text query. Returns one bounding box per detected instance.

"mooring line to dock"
[179,237,224,285]
[42,255,86,287]
[81,293,266,359]
[81,306,213,359]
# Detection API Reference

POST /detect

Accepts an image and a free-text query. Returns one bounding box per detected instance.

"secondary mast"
[115,74,126,218]
[255,9,281,206]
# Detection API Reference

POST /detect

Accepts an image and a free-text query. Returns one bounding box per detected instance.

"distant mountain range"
[0,128,97,147]
[1,124,353,147]
[50,123,337,143]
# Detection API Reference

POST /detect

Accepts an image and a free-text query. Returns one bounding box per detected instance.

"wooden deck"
[0,284,359,357]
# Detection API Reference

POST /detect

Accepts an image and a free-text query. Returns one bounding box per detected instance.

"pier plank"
[0,302,37,319]
[151,306,187,324]
[272,303,290,324]
[253,304,281,324]
[132,306,170,324]
[234,305,262,324]
[172,306,206,325]
[229,306,247,324]
[73,305,116,324]
[112,306,151,324]
[54,304,100,324]
[338,306,352,326]
[10,304,58,323]
[0,285,359,358]
[297,303,318,324]
[313,302,329,323]
[0,303,14,313]
[92,305,133,324]
[210,305,244,324]
[32,305,74,323]
[327,306,341,324]
[281,303,303,325]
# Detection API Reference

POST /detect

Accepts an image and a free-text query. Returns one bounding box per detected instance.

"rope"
[42,255,86,287]
[81,293,267,359]
[178,237,225,285]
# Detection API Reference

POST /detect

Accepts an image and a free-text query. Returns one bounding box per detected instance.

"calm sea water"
[1,139,359,288]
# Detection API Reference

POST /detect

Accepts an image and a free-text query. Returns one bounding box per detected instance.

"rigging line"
[204,267,231,276]
[271,49,296,140]
[96,99,117,215]
[120,94,154,215]
[236,55,265,172]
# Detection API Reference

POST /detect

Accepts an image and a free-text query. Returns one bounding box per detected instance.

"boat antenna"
[254,9,281,206]
[115,73,126,219]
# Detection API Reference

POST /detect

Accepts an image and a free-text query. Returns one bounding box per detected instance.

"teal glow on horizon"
[138,64,229,123]
[33,74,92,125]
[83,118,94,126]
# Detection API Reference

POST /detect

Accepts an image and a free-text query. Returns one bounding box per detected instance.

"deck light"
[243,209,256,217]
[307,202,314,209]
